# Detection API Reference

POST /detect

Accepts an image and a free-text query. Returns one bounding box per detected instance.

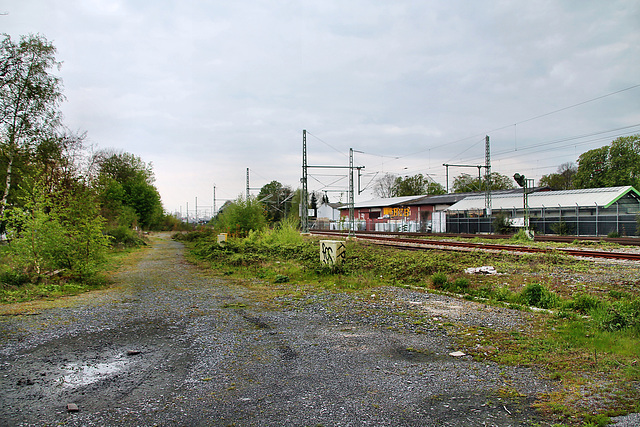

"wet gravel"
[0,233,621,426]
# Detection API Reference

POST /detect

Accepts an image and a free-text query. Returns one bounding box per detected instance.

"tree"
[373,173,398,198]
[373,173,445,198]
[5,180,110,280]
[257,180,293,223]
[92,150,163,230]
[1,34,64,219]
[394,174,445,196]
[538,162,577,190]
[574,135,640,189]
[213,195,266,237]
[452,172,514,193]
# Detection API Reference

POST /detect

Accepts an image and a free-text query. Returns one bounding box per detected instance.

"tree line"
[1,33,176,286]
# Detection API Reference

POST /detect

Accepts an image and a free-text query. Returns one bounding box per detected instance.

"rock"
[67,403,79,412]
[464,266,498,275]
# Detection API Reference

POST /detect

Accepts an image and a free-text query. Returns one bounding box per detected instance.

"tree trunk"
[0,153,14,219]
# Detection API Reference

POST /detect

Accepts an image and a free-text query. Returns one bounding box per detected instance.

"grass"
[0,242,143,305]
[176,225,640,425]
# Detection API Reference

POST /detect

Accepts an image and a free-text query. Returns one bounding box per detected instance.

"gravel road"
[1,234,560,426]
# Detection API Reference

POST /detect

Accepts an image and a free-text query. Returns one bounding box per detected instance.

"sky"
[3,0,639,218]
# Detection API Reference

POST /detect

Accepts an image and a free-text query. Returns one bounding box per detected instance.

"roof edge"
[604,186,640,208]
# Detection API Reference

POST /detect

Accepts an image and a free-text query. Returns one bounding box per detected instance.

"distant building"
[446,186,640,236]
[336,188,549,233]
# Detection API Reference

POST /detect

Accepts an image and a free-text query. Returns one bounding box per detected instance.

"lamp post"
[513,173,534,240]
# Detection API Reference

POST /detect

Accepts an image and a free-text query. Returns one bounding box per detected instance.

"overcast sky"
[4,1,639,216]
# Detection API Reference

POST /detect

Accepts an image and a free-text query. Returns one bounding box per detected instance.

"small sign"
[320,240,346,266]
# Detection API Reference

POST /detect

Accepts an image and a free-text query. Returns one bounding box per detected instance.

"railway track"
[314,230,640,246]
[309,231,640,261]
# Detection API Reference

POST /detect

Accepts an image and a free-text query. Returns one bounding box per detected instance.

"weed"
[274,275,290,284]
[448,277,470,293]
[520,283,558,309]
[570,293,602,314]
[431,272,448,289]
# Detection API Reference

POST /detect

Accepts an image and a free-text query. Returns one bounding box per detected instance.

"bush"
[449,277,470,293]
[592,299,640,332]
[105,226,146,247]
[211,196,267,237]
[0,270,30,287]
[431,272,448,289]
[520,283,558,309]
[5,184,110,280]
[550,220,572,236]
[492,212,513,234]
[571,293,602,314]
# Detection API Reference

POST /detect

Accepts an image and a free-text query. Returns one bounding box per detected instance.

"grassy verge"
[0,244,142,304]
[176,225,640,426]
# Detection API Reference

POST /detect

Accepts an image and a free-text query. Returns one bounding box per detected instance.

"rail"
[309,231,640,261]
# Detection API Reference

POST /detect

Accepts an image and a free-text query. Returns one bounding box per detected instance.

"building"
[336,188,549,233]
[446,186,640,236]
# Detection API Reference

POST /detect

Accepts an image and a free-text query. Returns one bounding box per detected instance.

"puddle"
[61,356,130,387]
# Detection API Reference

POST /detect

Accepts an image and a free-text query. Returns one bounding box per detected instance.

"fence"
[311,211,640,237]
[311,219,428,233]
[447,214,639,236]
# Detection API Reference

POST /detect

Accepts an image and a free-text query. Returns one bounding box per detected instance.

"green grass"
[0,245,138,304]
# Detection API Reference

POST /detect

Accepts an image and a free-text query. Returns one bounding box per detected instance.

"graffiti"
[321,242,334,264]
[336,242,346,262]
[321,240,346,265]
[383,207,411,218]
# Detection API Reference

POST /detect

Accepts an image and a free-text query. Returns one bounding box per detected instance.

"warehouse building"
[335,188,548,233]
[446,186,640,236]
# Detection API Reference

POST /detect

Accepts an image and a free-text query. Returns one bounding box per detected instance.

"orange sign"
[383,207,411,217]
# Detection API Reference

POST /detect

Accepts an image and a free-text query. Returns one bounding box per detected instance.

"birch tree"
[0,34,63,218]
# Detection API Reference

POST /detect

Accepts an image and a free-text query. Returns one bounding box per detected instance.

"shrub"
[105,226,146,247]
[5,184,110,280]
[449,277,470,293]
[0,270,30,287]
[592,299,640,332]
[431,272,448,289]
[274,274,290,283]
[550,220,572,236]
[495,285,515,302]
[520,283,558,309]
[492,212,513,234]
[571,293,601,314]
[607,231,620,238]
[211,196,267,237]
[511,230,533,242]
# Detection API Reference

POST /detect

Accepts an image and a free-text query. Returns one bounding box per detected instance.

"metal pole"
[349,148,355,236]
[485,135,492,216]
[445,165,449,193]
[246,168,250,199]
[301,130,309,233]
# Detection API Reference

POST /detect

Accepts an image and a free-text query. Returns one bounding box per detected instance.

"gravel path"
[1,234,558,426]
